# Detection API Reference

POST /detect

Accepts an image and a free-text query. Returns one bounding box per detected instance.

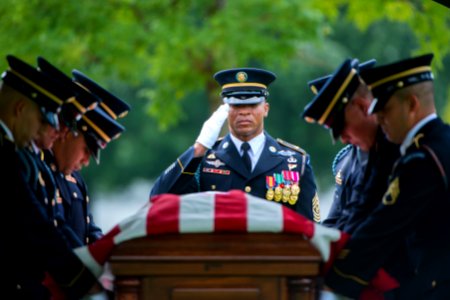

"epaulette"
[276,138,306,155]
[332,144,353,175]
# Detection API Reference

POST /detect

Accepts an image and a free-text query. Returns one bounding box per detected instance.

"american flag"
[68,189,396,299]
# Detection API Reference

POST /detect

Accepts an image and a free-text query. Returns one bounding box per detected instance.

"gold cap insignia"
[236,71,248,83]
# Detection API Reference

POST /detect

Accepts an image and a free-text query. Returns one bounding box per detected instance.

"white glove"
[310,224,341,262]
[196,104,229,149]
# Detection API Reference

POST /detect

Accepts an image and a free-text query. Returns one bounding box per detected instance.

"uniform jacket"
[44,151,103,247]
[323,129,400,233]
[326,118,450,299]
[151,132,320,221]
[0,124,97,299]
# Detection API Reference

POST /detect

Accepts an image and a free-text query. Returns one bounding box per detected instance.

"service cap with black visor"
[72,69,131,120]
[37,57,125,164]
[76,106,125,164]
[302,58,376,142]
[2,55,72,130]
[37,57,99,132]
[214,67,276,105]
[361,53,434,114]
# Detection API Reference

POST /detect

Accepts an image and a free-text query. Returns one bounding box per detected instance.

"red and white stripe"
[75,190,341,277]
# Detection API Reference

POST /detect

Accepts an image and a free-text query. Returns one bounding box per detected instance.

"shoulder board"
[213,136,225,147]
[276,138,306,155]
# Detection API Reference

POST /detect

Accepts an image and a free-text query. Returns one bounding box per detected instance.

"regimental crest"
[287,156,297,163]
[205,159,226,168]
[383,177,400,205]
[236,71,248,82]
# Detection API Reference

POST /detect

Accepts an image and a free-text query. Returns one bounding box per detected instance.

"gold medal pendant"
[266,188,274,201]
[291,184,300,196]
[288,195,298,205]
[282,186,291,203]
[274,186,282,202]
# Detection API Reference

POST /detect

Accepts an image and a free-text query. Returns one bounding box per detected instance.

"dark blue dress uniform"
[152,67,320,221]
[151,132,320,221]
[302,58,400,234]
[17,147,63,228]
[38,58,128,247]
[326,118,450,299]
[50,163,103,247]
[326,54,450,298]
[0,56,97,299]
[324,130,399,233]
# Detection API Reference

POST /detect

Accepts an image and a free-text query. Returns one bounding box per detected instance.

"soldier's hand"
[196,103,229,149]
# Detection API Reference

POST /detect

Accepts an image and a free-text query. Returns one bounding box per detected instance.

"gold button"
[432,280,437,288]
[244,186,251,193]
[73,192,78,198]
[16,284,21,290]
[86,196,90,203]
[44,198,48,205]
[86,237,90,244]
[86,216,90,224]
[211,185,216,190]
[52,199,55,206]
[53,219,58,227]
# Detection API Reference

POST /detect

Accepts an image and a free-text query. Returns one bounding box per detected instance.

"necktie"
[241,142,252,172]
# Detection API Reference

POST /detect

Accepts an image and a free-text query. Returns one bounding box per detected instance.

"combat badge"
[383,177,400,205]
[205,159,225,168]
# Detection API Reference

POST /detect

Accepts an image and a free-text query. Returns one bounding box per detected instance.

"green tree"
[1,0,448,129]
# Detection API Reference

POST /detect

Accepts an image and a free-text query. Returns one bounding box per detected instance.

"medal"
[291,171,300,196]
[282,185,291,202]
[288,195,298,205]
[265,176,275,201]
[273,173,284,202]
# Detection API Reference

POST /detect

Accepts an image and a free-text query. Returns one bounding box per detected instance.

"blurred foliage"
[0,0,449,196]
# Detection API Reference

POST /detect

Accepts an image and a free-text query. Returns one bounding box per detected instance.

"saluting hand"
[195,104,229,155]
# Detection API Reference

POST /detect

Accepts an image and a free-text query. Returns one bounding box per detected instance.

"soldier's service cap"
[307,59,377,95]
[361,53,434,114]
[2,55,71,129]
[72,69,130,120]
[76,107,125,164]
[37,57,99,128]
[433,0,450,9]
[214,67,276,105]
[302,58,366,140]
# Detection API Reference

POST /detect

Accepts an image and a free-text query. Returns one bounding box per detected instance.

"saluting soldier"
[326,53,450,298]
[151,67,320,221]
[302,58,400,234]
[0,55,99,299]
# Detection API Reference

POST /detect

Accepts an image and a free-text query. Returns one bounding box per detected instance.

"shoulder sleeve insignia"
[382,177,400,206]
[276,138,306,155]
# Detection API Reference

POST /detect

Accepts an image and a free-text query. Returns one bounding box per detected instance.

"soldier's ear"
[14,97,28,117]
[264,102,269,117]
